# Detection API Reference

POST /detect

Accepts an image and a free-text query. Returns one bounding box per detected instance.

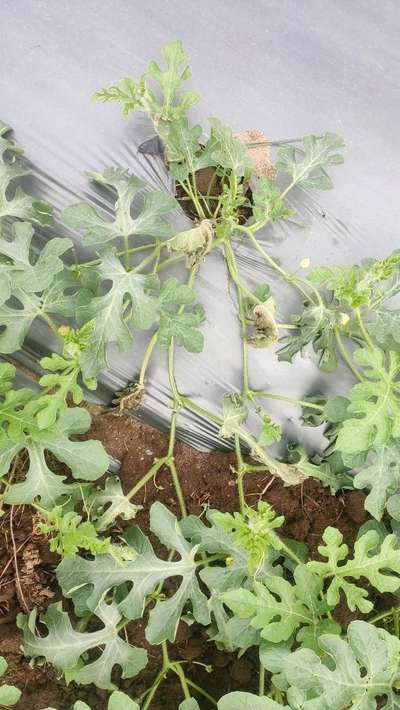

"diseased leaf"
[247,297,280,348]
[61,167,176,246]
[17,601,147,690]
[166,220,213,266]
[57,502,210,644]
[308,527,400,613]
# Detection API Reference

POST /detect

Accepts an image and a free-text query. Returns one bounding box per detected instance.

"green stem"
[139,332,158,386]
[334,328,363,381]
[120,456,168,504]
[250,390,324,411]
[123,233,130,270]
[141,665,169,710]
[180,178,205,219]
[39,310,61,337]
[369,605,400,625]
[180,396,223,426]
[161,640,170,670]
[237,224,315,304]
[185,678,218,707]
[270,530,303,566]
[167,413,187,518]
[69,242,158,271]
[172,663,191,700]
[130,242,160,273]
[235,435,246,515]
[356,308,375,350]
[259,663,266,696]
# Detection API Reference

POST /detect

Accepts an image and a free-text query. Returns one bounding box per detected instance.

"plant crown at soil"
[1,39,400,709]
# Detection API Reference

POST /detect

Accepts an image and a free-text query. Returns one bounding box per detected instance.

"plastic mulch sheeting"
[1,0,399,452]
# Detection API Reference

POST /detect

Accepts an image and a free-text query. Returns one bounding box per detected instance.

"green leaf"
[219,394,248,438]
[17,601,147,690]
[94,41,198,123]
[93,76,146,117]
[0,655,21,707]
[0,221,71,295]
[0,123,54,224]
[179,701,201,710]
[277,301,340,372]
[283,620,400,710]
[57,502,210,644]
[61,167,176,246]
[38,506,111,557]
[206,118,252,176]
[369,308,400,348]
[307,527,400,612]
[335,347,400,455]
[108,692,140,710]
[353,442,400,520]
[87,476,142,531]
[222,565,328,644]
[309,251,400,308]
[0,685,22,707]
[0,656,7,676]
[1,405,109,508]
[277,132,344,190]
[252,176,292,223]
[0,222,72,353]
[76,250,159,377]
[286,443,349,493]
[258,415,282,446]
[158,277,205,353]
[212,501,284,573]
[146,40,199,121]
[218,692,287,710]
[36,323,97,428]
[159,117,203,181]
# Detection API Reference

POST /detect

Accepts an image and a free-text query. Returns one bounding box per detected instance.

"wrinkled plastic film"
[1,1,399,453]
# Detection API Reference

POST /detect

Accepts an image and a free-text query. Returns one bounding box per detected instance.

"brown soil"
[175,166,253,223]
[0,411,370,709]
